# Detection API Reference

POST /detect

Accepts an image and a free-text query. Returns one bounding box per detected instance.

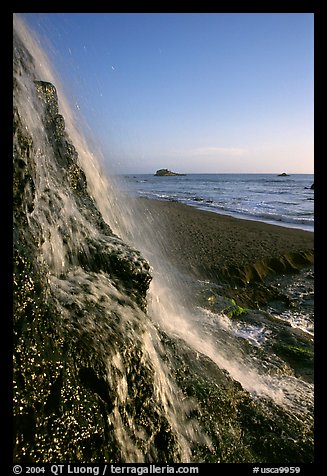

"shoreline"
[136,196,314,385]
[120,172,314,233]
[189,203,314,233]
[136,197,314,291]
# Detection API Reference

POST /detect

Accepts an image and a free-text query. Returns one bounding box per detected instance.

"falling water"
[13,14,313,464]
[120,202,314,415]
[13,14,215,462]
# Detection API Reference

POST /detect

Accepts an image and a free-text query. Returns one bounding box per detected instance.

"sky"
[20,13,314,174]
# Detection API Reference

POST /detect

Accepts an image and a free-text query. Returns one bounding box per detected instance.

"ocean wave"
[126,175,314,231]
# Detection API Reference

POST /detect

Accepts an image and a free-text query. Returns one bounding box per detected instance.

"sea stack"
[154,168,186,176]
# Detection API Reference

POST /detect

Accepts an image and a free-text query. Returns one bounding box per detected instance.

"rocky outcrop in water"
[154,168,186,176]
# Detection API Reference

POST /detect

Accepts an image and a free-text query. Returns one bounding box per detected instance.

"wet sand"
[137,198,314,288]
[136,199,314,401]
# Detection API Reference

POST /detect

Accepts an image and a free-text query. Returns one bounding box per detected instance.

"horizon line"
[114,171,314,175]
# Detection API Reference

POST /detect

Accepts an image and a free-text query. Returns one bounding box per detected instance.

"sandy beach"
[137,197,314,299]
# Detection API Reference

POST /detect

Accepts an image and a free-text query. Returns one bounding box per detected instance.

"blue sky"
[20,13,314,174]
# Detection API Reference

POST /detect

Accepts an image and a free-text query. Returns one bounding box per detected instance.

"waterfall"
[13,14,313,464]
[13,15,209,463]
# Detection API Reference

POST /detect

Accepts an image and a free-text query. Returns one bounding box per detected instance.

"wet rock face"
[14,81,151,310]
[13,37,154,463]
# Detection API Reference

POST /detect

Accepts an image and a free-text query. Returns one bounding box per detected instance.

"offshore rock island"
[154,168,186,176]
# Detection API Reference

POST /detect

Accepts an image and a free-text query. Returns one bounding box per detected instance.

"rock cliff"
[13,32,162,462]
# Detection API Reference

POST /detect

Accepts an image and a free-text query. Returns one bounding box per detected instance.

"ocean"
[120,173,314,231]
